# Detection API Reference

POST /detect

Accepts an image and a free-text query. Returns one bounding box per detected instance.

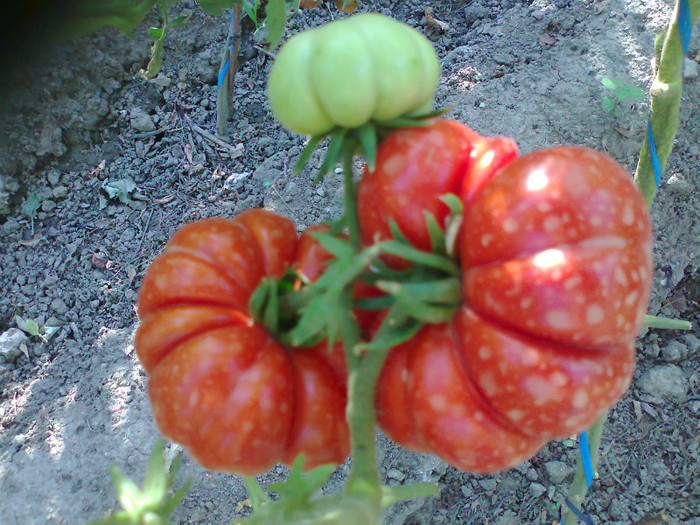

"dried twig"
[184,116,244,158]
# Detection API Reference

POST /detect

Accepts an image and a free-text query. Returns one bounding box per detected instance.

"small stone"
[50,298,70,316]
[683,58,698,79]
[530,482,546,497]
[47,169,62,186]
[0,329,28,363]
[638,364,688,400]
[52,186,68,199]
[41,200,57,212]
[479,478,498,491]
[130,107,156,132]
[526,468,539,481]
[683,333,699,355]
[386,468,405,482]
[496,510,519,525]
[661,340,688,361]
[545,460,574,484]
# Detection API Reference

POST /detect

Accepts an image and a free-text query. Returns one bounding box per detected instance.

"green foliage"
[21,193,40,219]
[600,77,645,117]
[60,0,162,39]
[87,440,191,525]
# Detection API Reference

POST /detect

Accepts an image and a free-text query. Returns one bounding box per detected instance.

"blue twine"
[217,10,236,89]
[647,121,663,187]
[678,0,692,55]
[579,431,594,489]
[561,497,595,525]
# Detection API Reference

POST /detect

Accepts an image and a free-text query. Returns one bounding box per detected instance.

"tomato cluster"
[135,210,350,475]
[134,118,652,476]
[362,120,652,472]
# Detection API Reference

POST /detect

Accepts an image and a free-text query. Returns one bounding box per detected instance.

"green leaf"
[21,193,41,219]
[111,465,145,515]
[159,477,192,518]
[148,26,164,39]
[614,84,645,101]
[266,0,287,48]
[199,0,241,16]
[242,2,256,24]
[423,211,446,255]
[316,128,348,182]
[60,0,162,40]
[601,77,622,90]
[267,455,335,501]
[387,218,410,245]
[308,231,354,259]
[381,483,439,507]
[142,440,167,504]
[356,123,377,172]
[169,13,192,28]
[143,36,165,79]
[24,318,41,337]
[601,96,616,113]
[293,135,324,173]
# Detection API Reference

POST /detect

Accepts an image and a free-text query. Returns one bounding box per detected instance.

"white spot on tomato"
[622,205,635,225]
[546,310,573,330]
[478,346,492,360]
[507,409,525,421]
[544,216,560,233]
[585,304,605,324]
[573,389,589,408]
[624,291,639,307]
[503,217,518,233]
[481,234,494,247]
[429,394,447,411]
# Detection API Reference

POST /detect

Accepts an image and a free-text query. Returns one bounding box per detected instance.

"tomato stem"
[561,412,607,525]
[342,146,362,250]
[633,0,700,206]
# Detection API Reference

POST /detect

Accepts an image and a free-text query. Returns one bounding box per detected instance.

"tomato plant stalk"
[634,0,699,205]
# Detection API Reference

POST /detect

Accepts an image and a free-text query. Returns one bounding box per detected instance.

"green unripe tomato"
[267,13,440,136]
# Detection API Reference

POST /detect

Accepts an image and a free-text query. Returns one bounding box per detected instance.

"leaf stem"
[633,0,700,205]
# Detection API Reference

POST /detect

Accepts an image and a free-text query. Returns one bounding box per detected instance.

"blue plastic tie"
[579,431,594,489]
[678,0,692,55]
[647,121,663,187]
[561,497,595,525]
[217,11,236,89]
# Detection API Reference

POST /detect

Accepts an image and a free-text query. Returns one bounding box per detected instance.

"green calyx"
[294,109,450,182]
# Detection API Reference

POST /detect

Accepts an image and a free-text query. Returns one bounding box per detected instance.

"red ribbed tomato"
[369,141,652,473]
[135,209,349,475]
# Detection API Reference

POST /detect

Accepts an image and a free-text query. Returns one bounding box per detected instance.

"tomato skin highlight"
[135,209,350,475]
[367,135,652,473]
[267,13,440,135]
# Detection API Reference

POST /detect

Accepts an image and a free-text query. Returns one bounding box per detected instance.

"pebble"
[545,460,574,484]
[530,482,546,497]
[52,186,68,199]
[50,298,70,316]
[130,107,156,132]
[0,328,28,363]
[638,364,688,401]
[479,478,498,491]
[386,468,405,482]
[683,57,698,79]
[661,340,688,361]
